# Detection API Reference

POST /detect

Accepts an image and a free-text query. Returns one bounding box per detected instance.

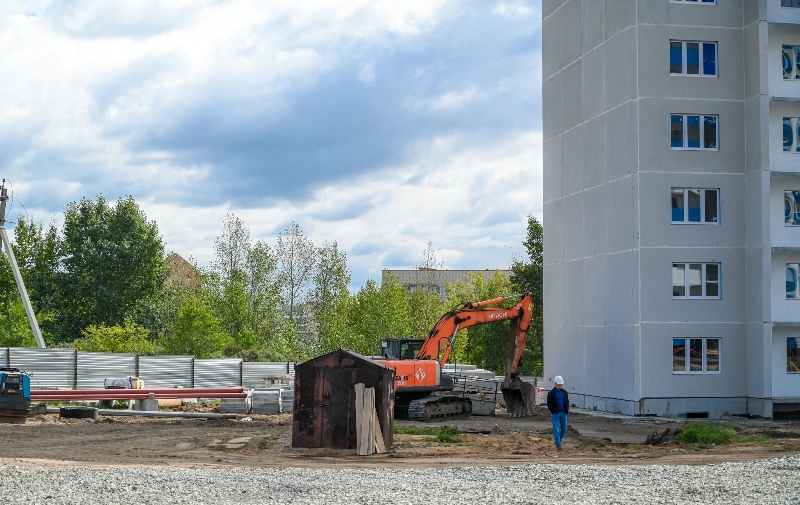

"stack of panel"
[220,390,252,414]
[251,389,281,414]
[280,388,294,412]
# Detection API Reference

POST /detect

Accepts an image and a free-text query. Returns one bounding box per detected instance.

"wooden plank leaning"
[354,383,365,454]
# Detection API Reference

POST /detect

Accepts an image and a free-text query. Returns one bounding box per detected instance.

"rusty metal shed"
[292,349,394,450]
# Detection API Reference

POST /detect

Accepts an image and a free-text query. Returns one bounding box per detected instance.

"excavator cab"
[381,338,425,360]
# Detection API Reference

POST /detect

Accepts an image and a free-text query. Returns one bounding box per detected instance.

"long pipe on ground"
[32,393,248,401]
[44,407,238,420]
[32,387,244,395]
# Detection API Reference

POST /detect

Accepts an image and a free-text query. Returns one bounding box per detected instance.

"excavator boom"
[376,292,536,419]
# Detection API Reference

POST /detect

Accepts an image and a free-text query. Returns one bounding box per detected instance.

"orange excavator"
[374,293,536,421]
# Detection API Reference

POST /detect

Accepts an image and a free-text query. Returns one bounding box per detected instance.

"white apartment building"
[542,0,800,418]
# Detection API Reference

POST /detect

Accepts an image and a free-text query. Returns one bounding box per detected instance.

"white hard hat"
[554,375,564,385]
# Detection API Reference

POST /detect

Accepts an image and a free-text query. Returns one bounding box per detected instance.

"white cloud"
[431,87,480,110]
[0,0,542,291]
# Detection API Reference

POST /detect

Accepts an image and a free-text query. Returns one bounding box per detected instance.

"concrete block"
[134,398,159,412]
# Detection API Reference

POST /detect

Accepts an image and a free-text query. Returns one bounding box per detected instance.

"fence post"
[135,354,140,378]
[239,360,243,387]
[73,349,78,389]
[191,357,195,388]
[4,347,9,367]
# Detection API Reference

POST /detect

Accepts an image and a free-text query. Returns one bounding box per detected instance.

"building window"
[673,338,720,373]
[670,41,717,76]
[672,188,719,224]
[784,45,800,80]
[789,338,800,373]
[671,114,718,150]
[785,118,800,152]
[673,263,720,298]
[785,191,800,225]
[782,0,800,7]
[787,264,800,298]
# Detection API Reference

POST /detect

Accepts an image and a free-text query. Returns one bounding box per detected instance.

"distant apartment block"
[542,0,800,418]
[382,269,512,298]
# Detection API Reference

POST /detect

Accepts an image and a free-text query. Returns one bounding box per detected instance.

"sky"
[0,0,543,291]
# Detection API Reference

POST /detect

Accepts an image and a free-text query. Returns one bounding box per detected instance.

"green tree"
[408,241,445,337]
[9,216,61,313]
[53,195,166,344]
[208,215,290,360]
[0,299,39,347]
[0,216,60,346]
[444,271,514,372]
[162,296,231,358]
[509,215,544,375]
[244,240,283,340]
[72,319,155,355]
[276,222,316,322]
[310,240,351,355]
[347,276,414,356]
[212,214,250,282]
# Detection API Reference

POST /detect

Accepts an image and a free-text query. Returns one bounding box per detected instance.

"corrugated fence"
[3,348,296,390]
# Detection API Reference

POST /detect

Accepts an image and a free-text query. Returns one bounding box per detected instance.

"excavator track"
[406,395,472,421]
[0,407,30,424]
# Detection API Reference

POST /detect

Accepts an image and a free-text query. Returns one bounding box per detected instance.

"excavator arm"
[415,292,536,417]
[416,293,532,366]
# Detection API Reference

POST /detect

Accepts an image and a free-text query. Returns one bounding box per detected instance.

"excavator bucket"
[501,377,536,417]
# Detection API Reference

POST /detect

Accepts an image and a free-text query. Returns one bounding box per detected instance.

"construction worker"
[546,375,569,451]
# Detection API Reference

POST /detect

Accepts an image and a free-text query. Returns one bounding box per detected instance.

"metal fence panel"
[4,348,299,391]
[138,355,193,388]
[242,362,296,389]
[77,352,138,389]
[194,359,242,388]
[9,348,76,389]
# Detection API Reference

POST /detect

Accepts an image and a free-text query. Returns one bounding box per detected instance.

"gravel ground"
[1,456,799,505]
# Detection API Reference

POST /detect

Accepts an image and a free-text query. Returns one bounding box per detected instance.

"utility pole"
[0,180,46,348]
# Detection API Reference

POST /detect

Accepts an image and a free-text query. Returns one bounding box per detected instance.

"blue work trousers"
[551,412,568,448]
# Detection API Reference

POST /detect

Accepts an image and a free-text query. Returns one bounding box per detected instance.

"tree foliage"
[162,296,231,358]
[409,241,445,337]
[276,222,316,322]
[73,319,155,355]
[346,276,414,356]
[0,216,59,345]
[444,271,514,372]
[309,241,351,357]
[53,195,166,344]
[510,215,544,376]
[0,200,539,374]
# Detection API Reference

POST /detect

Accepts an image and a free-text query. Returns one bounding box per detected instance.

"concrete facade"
[542,0,800,418]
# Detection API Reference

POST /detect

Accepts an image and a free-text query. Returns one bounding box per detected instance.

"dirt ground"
[1,404,799,469]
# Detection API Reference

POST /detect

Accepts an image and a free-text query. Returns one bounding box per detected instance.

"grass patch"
[432,425,463,443]
[675,423,738,446]
[394,426,439,436]
[394,425,463,443]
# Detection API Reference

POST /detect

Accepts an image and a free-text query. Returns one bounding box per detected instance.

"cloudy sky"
[1,0,542,290]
